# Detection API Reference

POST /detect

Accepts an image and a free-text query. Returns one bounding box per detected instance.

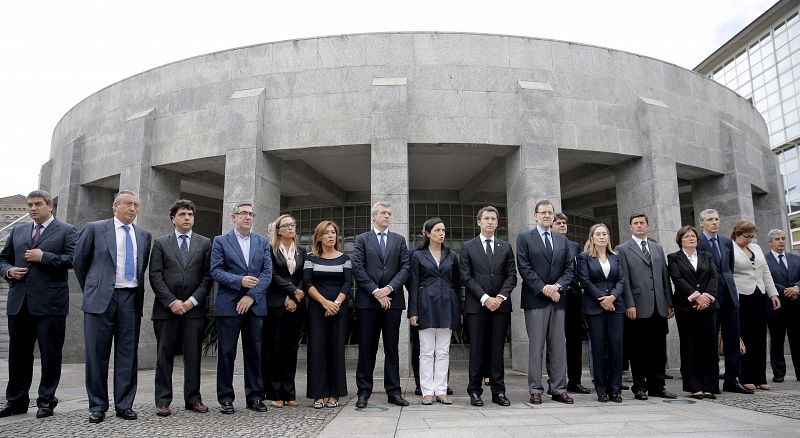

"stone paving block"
[396,426,515,438]
[503,422,657,437]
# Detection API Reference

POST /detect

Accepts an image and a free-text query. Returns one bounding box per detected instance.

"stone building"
[39,32,785,374]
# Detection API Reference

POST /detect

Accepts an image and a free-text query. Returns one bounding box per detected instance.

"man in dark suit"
[552,213,591,394]
[616,213,676,400]
[516,200,574,405]
[764,229,800,383]
[0,190,77,418]
[210,202,271,414]
[352,201,410,408]
[73,190,152,423]
[149,200,212,416]
[460,206,517,407]
[696,208,752,394]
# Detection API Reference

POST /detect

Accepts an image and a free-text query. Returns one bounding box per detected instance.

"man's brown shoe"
[185,402,209,413]
[551,393,574,404]
[156,405,171,417]
[529,393,542,405]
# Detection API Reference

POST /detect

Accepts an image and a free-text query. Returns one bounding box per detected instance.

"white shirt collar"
[374,227,389,236]
[113,216,134,229]
[632,235,648,247]
[35,215,55,229]
[702,230,717,240]
[175,229,193,240]
[771,249,786,259]
[234,229,250,240]
[536,225,550,236]
[480,233,494,243]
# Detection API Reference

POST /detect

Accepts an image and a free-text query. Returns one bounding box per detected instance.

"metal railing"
[0,214,31,245]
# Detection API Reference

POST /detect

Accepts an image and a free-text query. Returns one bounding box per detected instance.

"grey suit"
[73,218,152,413]
[0,218,77,409]
[616,238,672,394]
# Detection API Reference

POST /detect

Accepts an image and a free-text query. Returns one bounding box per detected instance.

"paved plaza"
[1,357,799,437]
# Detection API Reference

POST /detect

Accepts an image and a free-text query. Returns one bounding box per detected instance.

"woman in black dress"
[304,220,351,409]
[263,214,305,408]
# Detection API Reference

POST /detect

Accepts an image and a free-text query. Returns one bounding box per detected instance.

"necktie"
[179,235,189,267]
[641,240,651,264]
[485,238,494,265]
[779,254,789,275]
[379,232,387,258]
[544,231,553,257]
[122,225,135,281]
[710,237,722,267]
[32,224,43,246]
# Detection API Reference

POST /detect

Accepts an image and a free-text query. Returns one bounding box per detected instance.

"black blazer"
[459,235,516,314]
[667,250,719,312]
[268,245,306,308]
[516,228,574,310]
[0,218,78,316]
[352,230,410,310]
[576,252,625,315]
[565,240,582,298]
[697,233,738,308]
[149,232,212,320]
[408,248,462,331]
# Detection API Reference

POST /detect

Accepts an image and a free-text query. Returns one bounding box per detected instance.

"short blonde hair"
[583,223,616,257]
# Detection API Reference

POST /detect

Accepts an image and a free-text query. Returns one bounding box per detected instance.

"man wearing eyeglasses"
[210,203,272,414]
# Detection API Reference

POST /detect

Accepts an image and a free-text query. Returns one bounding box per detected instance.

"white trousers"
[419,328,451,396]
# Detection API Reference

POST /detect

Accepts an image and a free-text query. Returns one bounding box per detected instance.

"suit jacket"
[616,238,672,318]
[459,235,516,314]
[0,218,78,315]
[73,218,152,316]
[765,250,800,314]
[516,228,574,310]
[566,240,582,298]
[732,242,778,298]
[267,245,306,308]
[697,233,739,308]
[210,230,271,317]
[576,252,625,315]
[149,232,212,320]
[408,248,462,330]
[352,230,410,310]
[667,250,719,312]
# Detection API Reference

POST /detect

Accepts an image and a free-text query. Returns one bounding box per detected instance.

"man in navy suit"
[764,229,800,383]
[516,200,575,405]
[73,190,153,423]
[696,208,752,394]
[0,190,77,418]
[460,206,517,406]
[210,202,271,414]
[352,201,410,408]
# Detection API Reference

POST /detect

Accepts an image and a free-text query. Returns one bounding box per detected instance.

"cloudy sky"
[0,0,778,198]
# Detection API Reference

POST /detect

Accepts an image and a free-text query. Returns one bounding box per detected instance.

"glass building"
[696,0,800,247]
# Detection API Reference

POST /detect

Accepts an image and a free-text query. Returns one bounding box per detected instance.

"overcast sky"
[0,0,778,198]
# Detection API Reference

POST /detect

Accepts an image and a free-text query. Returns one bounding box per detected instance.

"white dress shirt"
[114,217,138,288]
[171,229,198,307]
[31,215,55,239]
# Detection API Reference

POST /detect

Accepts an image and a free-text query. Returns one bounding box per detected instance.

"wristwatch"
[334,300,342,305]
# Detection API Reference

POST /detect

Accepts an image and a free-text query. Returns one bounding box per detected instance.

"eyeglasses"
[742,234,755,239]
[237,211,255,217]
[681,235,697,240]
[279,223,296,229]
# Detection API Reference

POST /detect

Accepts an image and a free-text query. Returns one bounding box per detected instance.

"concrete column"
[507,80,561,373]
[691,121,755,234]
[39,159,53,194]
[55,135,86,226]
[371,77,410,380]
[753,148,788,243]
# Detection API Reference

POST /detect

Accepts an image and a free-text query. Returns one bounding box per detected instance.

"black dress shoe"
[610,394,623,403]
[691,393,704,400]
[773,376,785,383]
[88,411,105,423]
[115,408,138,420]
[414,387,422,396]
[597,394,609,402]
[35,399,58,418]
[621,384,630,390]
[0,403,28,418]
[723,383,754,394]
[355,395,368,409]
[546,388,554,395]
[567,383,591,394]
[246,400,268,412]
[551,393,574,404]
[387,395,409,407]
[650,390,677,399]
[446,387,454,396]
[492,393,511,406]
[703,393,717,400]
[469,393,484,407]
[665,373,674,379]
[219,401,235,414]
[634,390,648,400]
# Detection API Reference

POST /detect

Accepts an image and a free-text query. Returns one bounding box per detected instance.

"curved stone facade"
[41,32,786,372]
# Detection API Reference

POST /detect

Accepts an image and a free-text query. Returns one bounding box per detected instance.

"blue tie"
[379,232,387,258]
[179,235,189,266]
[122,225,135,281]
[779,254,789,276]
[710,237,722,267]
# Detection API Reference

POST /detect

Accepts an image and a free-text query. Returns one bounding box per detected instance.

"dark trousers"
[307,302,348,399]
[628,314,668,394]
[356,308,402,397]
[216,313,264,404]
[717,291,742,387]
[153,317,205,406]
[84,289,141,412]
[739,292,769,386]
[675,309,719,393]
[564,291,585,386]
[410,324,421,389]
[262,305,303,401]
[586,312,624,396]
[5,301,65,407]
[767,300,800,379]
[466,312,509,396]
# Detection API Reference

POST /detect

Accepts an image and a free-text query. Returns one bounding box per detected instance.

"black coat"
[459,235,516,314]
[267,245,306,308]
[408,248,462,331]
[576,252,625,315]
[667,250,719,312]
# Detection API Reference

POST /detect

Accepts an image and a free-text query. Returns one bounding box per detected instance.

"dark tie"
[485,238,494,265]
[179,235,189,267]
[641,240,651,264]
[31,224,43,246]
[779,254,789,276]
[122,225,135,281]
[710,237,722,267]
[544,231,553,257]
[379,232,387,258]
